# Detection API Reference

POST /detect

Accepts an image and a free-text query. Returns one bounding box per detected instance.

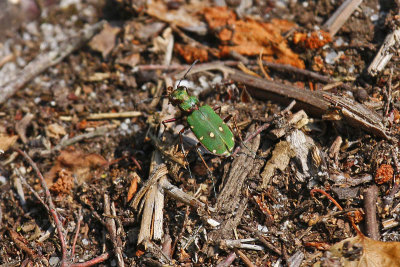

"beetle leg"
[178,128,212,174]
[194,142,213,175]
[213,105,221,114]
[223,114,243,142]
[162,117,179,129]
[222,114,232,123]
[177,126,190,157]
[231,115,243,142]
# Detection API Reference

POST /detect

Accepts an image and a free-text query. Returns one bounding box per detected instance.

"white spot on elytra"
[209,132,215,138]
[219,126,223,132]
[212,150,217,153]
[199,136,204,140]
[190,125,194,129]
[232,137,234,141]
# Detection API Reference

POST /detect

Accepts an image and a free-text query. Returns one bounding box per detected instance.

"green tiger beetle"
[162,63,236,170]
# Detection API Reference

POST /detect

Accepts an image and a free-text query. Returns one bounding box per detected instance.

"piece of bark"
[205,125,260,255]
[368,28,400,76]
[216,124,260,214]
[363,185,380,240]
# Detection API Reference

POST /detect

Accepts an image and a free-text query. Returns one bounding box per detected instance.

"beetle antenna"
[177,59,199,88]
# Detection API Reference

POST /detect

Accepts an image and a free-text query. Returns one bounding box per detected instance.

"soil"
[0,0,399,266]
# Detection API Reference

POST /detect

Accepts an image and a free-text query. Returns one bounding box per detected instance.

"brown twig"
[137,60,339,86]
[363,185,380,240]
[71,208,82,256]
[8,228,38,259]
[216,252,237,267]
[104,194,124,267]
[71,253,110,267]
[234,248,256,267]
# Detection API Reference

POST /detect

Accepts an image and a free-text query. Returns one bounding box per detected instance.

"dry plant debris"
[1,0,400,266]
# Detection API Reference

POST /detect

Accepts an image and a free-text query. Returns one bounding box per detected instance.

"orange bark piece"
[175,43,208,63]
[126,173,139,203]
[50,169,74,195]
[218,28,232,42]
[375,164,394,184]
[293,30,332,49]
[203,6,236,29]
[348,209,364,224]
[304,241,331,250]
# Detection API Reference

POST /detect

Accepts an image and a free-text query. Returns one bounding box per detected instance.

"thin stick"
[71,252,110,267]
[137,60,341,85]
[86,111,142,120]
[234,248,257,267]
[16,149,68,263]
[104,194,124,267]
[71,208,82,256]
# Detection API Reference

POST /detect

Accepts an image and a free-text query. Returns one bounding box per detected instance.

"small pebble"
[325,50,338,65]
[354,88,368,102]
[370,14,379,22]
[49,257,60,266]
[335,37,344,47]
[82,239,89,246]
[257,224,268,233]
[89,92,97,99]
[0,176,7,185]
[120,122,129,131]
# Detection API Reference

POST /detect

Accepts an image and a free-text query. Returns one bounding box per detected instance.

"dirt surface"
[1,0,400,266]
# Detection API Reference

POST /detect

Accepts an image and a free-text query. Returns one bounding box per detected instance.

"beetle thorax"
[169,87,199,113]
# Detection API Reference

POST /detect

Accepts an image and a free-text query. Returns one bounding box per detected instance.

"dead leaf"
[45,149,108,186]
[117,53,140,68]
[0,134,18,151]
[46,123,67,139]
[325,234,400,266]
[147,0,207,35]
[203,7,304,69]
[175,43,208,63]
[260,141,296,188]
[89,22,120,59]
